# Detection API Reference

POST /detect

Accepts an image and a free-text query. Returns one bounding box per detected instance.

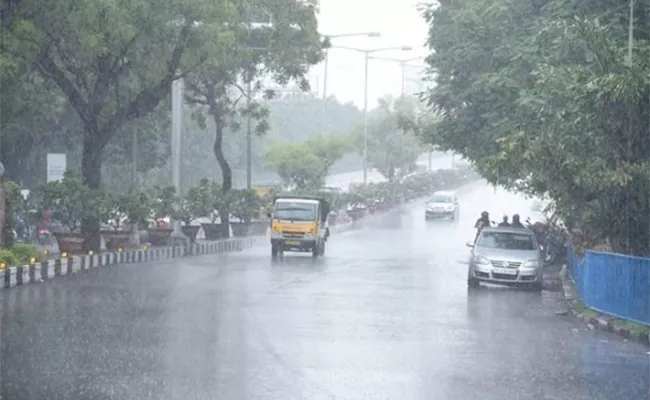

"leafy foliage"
[184,0,324,197]
[358,95,423,182]
[39,172,104,232]
[422,0,650,254]
[265,133,353,190]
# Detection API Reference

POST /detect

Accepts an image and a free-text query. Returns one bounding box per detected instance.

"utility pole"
[362,52,369,184]
[131,128,138,191]
[246,79,252,189]
[170,77,183,240]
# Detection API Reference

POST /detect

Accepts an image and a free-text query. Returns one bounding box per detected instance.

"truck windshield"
[274,202,317,222]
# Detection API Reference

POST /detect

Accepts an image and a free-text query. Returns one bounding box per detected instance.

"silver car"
[425,191,459,220]
[467,227,544,290]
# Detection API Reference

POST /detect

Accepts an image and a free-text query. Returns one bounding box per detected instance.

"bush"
[11,243,41,264]
[0,249,18,267]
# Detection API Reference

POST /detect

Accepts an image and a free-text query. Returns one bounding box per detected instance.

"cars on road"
[466,226,544,290]
[425,191,459,220]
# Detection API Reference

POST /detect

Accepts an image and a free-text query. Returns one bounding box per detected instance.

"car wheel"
[467,276,480,288]
[531,281,543,292]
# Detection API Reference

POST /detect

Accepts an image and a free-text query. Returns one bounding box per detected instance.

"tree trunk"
[81,132,103,251]
[212,113,231,238]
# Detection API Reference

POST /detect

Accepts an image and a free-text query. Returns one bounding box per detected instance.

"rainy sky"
[307,0,429,107]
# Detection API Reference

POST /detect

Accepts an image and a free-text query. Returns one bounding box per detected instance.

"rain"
[0,0,648,399]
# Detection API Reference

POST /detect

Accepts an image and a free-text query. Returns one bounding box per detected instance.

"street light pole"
[246,79,252,189]
[323,50,330,101]
[401,61,405,96]
[362,52,369,184]
[367,56,422,96]
[320,32,380,131]
[329,45,412,183]
[170,77,183,239]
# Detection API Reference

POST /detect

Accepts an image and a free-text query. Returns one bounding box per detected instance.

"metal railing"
[568,248,649,325]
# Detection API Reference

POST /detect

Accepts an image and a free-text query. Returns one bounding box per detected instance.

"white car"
[425,191,459,220]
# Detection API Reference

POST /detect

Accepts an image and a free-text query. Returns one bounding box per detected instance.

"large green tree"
[265,133,352,190]
[359,95,423,182]
[184,0,323,235]
[3,0,237,249]
[422,0,650,254]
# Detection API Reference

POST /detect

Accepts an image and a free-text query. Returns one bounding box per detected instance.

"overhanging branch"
[98,22,193,139]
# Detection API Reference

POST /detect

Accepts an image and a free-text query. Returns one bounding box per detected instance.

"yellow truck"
[268,195,330,258]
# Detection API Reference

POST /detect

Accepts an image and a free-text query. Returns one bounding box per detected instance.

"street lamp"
[332,45,413,184]
[320,32,380,100]
[367,56,424,95]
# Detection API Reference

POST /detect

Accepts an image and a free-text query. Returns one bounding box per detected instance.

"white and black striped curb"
[559,265,649,346]
[1,237,257,291]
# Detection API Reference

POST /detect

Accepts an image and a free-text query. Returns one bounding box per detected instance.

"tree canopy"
[265,133,353,190]
[357,95,423,182]
[422,0,650,254]
[1,0,325,246]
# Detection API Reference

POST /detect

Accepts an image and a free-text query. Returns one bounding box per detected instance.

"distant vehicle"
[268,195,330,258]
[425,191,459,220]
[466,226,544,291]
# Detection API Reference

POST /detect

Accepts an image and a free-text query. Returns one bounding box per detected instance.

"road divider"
[1,237,258,291]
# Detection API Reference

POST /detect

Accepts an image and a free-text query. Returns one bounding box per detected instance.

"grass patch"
[574,300,649,335]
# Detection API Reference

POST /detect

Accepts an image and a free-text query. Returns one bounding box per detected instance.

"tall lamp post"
[367,56,423,95]
[332,45,413,184]
[320,32,380,131]
[321,32,381,101]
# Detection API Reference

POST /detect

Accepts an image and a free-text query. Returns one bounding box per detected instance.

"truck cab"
[269,196,330,258]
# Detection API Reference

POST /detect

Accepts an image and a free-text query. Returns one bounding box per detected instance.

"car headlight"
[522,259,539,268]
[472,255,490,265]
[445,205,454,211]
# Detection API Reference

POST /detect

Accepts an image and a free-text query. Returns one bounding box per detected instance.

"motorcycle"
[525,217,567,266]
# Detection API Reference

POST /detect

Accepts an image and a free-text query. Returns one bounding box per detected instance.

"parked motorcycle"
[525,217,567,265]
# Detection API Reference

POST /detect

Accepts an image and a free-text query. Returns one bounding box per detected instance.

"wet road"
[1,181,648,400]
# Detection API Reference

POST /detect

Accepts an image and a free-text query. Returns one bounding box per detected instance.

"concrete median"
[1,236,259,291]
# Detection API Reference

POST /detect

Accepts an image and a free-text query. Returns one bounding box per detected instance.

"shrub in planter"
[193,179,229,240]
[10,243,41,265]
[40,173,104,254]
[147,186,176,246]
[120,192,152,232]
[0,249,18,267]
[175,187,202,242]
[100,193,132,251]
[230,189,262,237]
[3,181,24,247]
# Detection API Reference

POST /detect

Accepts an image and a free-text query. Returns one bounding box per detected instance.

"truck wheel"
[271,245,278,258]
[319,241,326,256]
[312,242,320,258]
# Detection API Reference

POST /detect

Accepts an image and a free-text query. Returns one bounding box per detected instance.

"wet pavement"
[1,181,648,400]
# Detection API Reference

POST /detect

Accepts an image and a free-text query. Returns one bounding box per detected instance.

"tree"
[4,0,236,249]
[265,133,352,190]
[359,95,422,182]
[184,0,323,236]
[265,142,327,191]
[422,0,650,254]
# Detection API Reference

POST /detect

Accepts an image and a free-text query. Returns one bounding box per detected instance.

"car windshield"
[274,202,317,222]
[477,231,537,250]
[430,195,453,203]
